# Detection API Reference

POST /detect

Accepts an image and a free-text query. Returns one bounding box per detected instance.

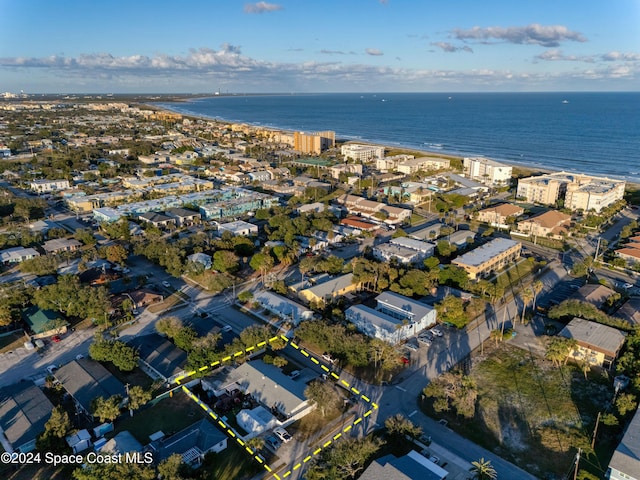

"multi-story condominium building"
[341,144,385,162]
[517,172,625,211]
[452,238,521,280]
[346,291,436,344]
[477,203,524,227]
[516,210,571,239]
[463,157,512,186]
[376,155,410,172]
[29,179,71,194]
[293,131,335,155]
[328,163,363,180]
[396,157,451,174]
[565,178,626,213]
[67,190,135,214]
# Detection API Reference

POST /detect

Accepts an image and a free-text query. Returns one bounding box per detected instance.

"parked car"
[322,352,336,364]
[417,336,432,347]
[222,325,233,332]
[430,328,443,337]
[52,335,61,343]
[404,342,418,352]
[265,435,280,449]
[289,370,300,380]
[46,365,58,375]
[274,427,292,443]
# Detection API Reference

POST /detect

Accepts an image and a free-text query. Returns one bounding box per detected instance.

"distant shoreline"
[150,100,639,190]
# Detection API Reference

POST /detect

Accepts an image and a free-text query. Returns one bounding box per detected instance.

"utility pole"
[591,411,601,449]
[573,447,581,480]
[594,236,602,262]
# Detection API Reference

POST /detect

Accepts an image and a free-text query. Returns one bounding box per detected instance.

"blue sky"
[1,0,638,93]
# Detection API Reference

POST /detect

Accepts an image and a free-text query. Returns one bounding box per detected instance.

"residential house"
[128,289,164,309]
[54,358,125,416]
[359,450,449,480]
[516,210,571,239]
[99,430,143,455]
[615,297,640,326]
[558,318,625,369]
[128,334,187,384]
[138,212,175,229]
[452,238,522,280]
[396,156,450,174]
[298,273,360,305]
[253,291,314,326]
[0,246,40,264]
[569,284,616,309]
[42,238,82,255]
[213,360,313,423]
[340,216,379,232]
[150,419,227,467]
[23,306,68,339]
[0,382,54,453]
[477,203,524,228]
[346,291,436,344]
[217,220,258,237]
[165,207,201,227]
[616,246,640,265]
[607,405,640,480]
[187,252,212,270]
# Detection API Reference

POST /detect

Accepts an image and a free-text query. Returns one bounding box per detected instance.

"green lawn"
[196,441,263,480]
[111,391,207,444]
[421,344,615,478]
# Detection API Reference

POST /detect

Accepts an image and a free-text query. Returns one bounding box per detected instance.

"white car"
[222,325,233,333]
[431,328,443,337]
[274,427,292,443]
[162,281,171,288]
[46,365,58,375]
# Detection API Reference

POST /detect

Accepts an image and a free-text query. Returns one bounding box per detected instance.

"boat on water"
[562,100,569,104]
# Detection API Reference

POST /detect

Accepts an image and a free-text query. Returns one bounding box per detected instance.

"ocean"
[156,92,640,183]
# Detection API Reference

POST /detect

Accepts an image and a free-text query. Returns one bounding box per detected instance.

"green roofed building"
[289,157,333,168]
[23,306,68,339]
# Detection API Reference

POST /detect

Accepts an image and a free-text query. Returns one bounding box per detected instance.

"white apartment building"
[463,157,512,186]
[397,157,451,174]
[376,154,413,172]
[29,179,71,194]
[341,144,385,162]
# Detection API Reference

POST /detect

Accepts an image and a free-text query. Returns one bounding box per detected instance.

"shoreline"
[149,100,640,190]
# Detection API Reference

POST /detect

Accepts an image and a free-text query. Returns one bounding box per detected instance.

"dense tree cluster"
[423,370,478,419]
[33,274,111,321]
[89,336,139,371]
[548,299,631,331]
[305,436,384,480]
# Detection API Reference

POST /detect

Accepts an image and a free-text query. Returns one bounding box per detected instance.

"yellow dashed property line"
[257,340,267,347]
[283,471,291,478]
[343,425,352,433]
[222,355,232,362]
[199,366,208,372]
[364,409,372,417]
[246,346,255,353]
[330,372,339,380]
[293,463,302,471]
[273,474,281,480]
[311,357,320,365]
[323,440,332,448]
[303,455,312,463]
[264,464,272,472]
[333,432,341,440]
[269,335,279,343]
[351,386,360,395]
[341,379,350,388]
[227,429,236,438]
[236,438,245,446]
[211,360,220,367]
[246,446,254,455]
[280,334,289,342]
[313,447,322,455]
[372,402,379,409]
[290,341,299,349]
[300,350,310,357]
[321,364,330,372]
[254,455,263,464]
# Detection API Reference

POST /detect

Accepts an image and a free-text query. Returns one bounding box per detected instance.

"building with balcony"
[29,179,71,194]
[396,157,451,174]
[340,144,385,162]
[463,157,512,186]
[516,210,571,239]
[477,203,524,228]
[293,131,335,155]
[452,238,521,280]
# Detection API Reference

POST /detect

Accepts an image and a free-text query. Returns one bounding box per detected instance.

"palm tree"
[531,280,543,313]
[245,436,265,453]
[520,289,534,324]
[470,457,497,480]
[489,329,503,347]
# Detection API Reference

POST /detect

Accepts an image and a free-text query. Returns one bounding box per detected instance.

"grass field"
[421,344,615,478]
[196,441,263,480]
[147,292,187,313]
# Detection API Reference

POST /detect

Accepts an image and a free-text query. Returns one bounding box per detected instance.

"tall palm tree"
[520,289,534,324]
[470,457,497,480]
[531,280,544,312]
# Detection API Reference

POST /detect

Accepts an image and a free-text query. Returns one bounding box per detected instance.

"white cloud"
[534,49,594,63]
[365,48,384,56]
[452,24,587,48]
[602,51,640,62]
[431,42,473,53]
[243,2,282,14]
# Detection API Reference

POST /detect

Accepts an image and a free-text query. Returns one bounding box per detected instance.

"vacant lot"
[422,344,614,478]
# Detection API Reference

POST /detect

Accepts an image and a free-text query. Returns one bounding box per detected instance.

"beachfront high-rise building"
[463,157,513,186]
[341,144,385,162]
[294,131,335,155]
[517,172,625,212]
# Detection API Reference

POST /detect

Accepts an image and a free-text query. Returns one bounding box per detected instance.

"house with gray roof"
[346,291,436,344]
[0,382,54,453]
[615,297,640,326]
[214,360,313,423]
[607,405,640,480]
[253,290,314,326]
[559,318,626,369]
[99,430,143,455]
[54,358,125,416]
[298,273,360,305]
[128,333,187,384]
[150,419,227,467]
[359,450,448,480]
[165,207,201,226]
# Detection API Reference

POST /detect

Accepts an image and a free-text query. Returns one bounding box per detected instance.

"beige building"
[341,144,385,162]
[452,238,521,280]
[516,210,571,239]
[559,318,625,369]
[477,203,524,227]
[565,178,626,213]
[463,157,512,186]
[517,172,625,212]
[298,273,360,305]
[293,131,335,155]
